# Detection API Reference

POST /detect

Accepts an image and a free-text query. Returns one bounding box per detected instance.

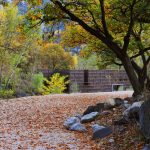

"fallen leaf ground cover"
[0,91,133,150]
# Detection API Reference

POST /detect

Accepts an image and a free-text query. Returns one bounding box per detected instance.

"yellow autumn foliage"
[40,42,75,70]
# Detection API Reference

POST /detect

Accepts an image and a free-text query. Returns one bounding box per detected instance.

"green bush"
[32,73,45,94]
[0,89,14,99]
[42,73,69,95]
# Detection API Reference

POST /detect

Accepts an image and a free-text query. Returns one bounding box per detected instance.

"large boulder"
[64,117,80,129]
[123,101,143,120]
[83,103,104,116]
[70,123,87,132]
[81,112,99,123]
[140,98,150,140]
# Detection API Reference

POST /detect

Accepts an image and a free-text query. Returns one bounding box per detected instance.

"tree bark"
[121,54,142,96]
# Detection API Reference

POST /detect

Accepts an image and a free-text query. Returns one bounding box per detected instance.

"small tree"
[42,73,69,94]
[0,4,41,94]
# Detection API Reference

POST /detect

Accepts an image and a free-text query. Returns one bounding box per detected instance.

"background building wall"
[41,70,131,93]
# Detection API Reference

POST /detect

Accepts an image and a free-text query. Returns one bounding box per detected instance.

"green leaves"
[32,73,45,94]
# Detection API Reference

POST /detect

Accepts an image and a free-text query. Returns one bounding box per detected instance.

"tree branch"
[130,47,150,59]
[131,27,147,64]
[99,0,112,39]
[131,59,142,75]
[123,0,136,52]
[52,0,122,58]
[87,9,103,33]
[146,56,150,66]
[113,61,123,66]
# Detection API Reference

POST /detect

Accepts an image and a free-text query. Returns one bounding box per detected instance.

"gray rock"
[123,103,131,109]
[142,144,150,150]
[92,127,112,140]
[140,99,150,140]
[74,114,82,120]
[70,123,87,132]
[123,101,143,120]
[81,112,99,123]
[122,100,131,109]
[83,103,104,115]
[64,117,80,129]
[92,124,105,132]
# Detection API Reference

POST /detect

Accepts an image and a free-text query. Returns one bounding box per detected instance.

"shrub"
[42,73,69,95]
[0,89,14,99]
[32,73,45,94]
[15,73,33,95]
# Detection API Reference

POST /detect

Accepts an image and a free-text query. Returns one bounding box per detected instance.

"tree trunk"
[141,62,150,98]
[136,61,150,140]
[121,55,142,96]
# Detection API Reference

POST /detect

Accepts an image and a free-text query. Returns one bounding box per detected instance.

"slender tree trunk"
[121,54,142,96]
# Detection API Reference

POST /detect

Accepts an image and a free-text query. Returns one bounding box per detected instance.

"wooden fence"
[40,69,131,93]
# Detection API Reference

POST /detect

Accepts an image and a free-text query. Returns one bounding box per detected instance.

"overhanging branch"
[52,0,122,58]
[130,47,150,59]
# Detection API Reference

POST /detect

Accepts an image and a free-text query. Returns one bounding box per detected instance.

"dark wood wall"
[40,70,131,93]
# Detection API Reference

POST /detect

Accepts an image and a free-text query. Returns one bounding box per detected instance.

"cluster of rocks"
[114,100,144,125]
[64,96,150,149]
[64,111,112,139]
[64,97,127,140]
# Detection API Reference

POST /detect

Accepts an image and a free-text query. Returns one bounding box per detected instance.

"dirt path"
[0,91,132,150]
